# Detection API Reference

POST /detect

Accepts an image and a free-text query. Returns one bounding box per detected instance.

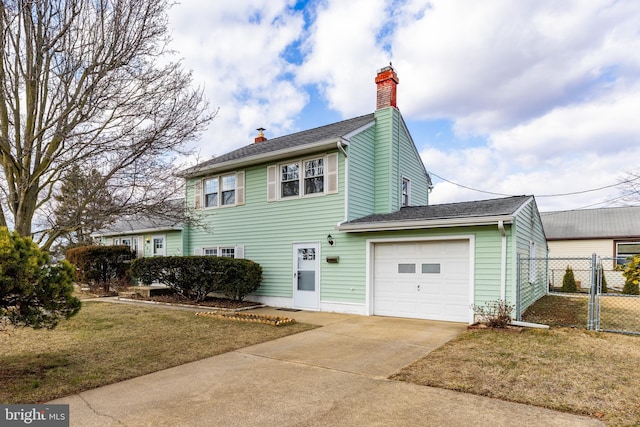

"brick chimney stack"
[375,64,399,110]
[254,127,267,143]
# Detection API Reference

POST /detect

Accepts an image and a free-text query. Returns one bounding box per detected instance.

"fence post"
[588,253,596,330]
[516,253,522,321]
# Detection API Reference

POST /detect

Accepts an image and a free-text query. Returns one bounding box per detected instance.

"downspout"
[498,220,507,301]
[337,140,349,226]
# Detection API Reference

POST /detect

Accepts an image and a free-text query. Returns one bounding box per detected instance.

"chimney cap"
[254,127,267,143]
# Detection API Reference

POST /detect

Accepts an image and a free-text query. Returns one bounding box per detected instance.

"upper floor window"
[402,177,410,207]
[281,163,300,197]
[195,172,244,209]
[268,153,338,202]
[305,159,324,194]
[221,175,236,205]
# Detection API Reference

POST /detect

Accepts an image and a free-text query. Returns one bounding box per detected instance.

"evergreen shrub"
[130,256,262,301]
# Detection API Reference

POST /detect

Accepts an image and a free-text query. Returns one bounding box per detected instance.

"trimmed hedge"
[129,256,262,302]
[66,245,135,291]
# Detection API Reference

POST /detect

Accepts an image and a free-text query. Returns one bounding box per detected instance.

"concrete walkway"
[51,305,602,426]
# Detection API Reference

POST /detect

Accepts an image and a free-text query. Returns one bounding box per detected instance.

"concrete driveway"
[51,307,602,426]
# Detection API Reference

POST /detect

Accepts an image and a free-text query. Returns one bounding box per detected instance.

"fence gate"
[517,254,640,335]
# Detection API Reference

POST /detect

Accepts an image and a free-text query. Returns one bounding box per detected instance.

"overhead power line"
[427,171,640,199]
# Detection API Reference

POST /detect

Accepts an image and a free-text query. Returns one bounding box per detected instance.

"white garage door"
[374,240,471,322]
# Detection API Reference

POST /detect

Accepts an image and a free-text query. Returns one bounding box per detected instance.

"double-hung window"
[304,159,324,194]
[281,163,300,197]
[198,172,244,209]
[200,246,240,258]
[204,178,219,208]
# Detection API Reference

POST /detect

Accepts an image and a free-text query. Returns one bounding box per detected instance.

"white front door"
[151,235,166,256]
[293,243,320,309]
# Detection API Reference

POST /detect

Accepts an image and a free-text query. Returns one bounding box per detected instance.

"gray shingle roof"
[344,195,532,225]
[182,114,375,176]
[541,206,640,240]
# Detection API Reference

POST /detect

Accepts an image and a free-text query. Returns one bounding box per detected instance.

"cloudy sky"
[167,0,640,212]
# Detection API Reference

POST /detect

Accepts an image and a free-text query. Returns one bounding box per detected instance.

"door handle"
[417,284,420,291]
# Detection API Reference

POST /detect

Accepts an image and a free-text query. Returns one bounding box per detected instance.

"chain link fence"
[517,255,640,335]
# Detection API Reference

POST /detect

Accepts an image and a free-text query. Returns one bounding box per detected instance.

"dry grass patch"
[391,328,640,426]
[0,301,316,404]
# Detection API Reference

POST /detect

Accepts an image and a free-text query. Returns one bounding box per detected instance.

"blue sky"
[168,0,640,212]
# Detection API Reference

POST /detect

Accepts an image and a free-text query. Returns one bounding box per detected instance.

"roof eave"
[180,138,345,178]
[337,215,515,232]
[91,225,183,238]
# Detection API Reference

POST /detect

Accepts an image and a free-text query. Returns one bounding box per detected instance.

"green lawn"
[393,297,640,426]
[0,301,315,404]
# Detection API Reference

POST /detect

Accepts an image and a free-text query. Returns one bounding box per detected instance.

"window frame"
[279,155,327,199]
[201,246,239,258]
[401,177,411,207]
[202,173,238,209]
[615,240,640,266]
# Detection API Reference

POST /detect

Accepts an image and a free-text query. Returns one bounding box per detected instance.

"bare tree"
[0,0,212,244]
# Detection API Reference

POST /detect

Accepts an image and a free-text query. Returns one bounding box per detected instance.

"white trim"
[401,176,411,207]
[499,221,507,300]
[292,242,321,310]
[339,215,515,232]
[366,235,476,323]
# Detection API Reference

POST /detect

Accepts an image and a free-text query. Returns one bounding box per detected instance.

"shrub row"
[129,256,262,302]
[66,245,135,292]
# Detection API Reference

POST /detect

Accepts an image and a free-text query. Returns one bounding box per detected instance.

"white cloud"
[167,0,640,211]
[296,0,390,116]
[168,0,306,157]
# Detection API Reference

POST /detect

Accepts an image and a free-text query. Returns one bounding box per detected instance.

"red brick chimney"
[254,127,267,143]
[375,65,399,109]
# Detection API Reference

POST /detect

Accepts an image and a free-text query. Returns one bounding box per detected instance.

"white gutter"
[337,140,349,227]
[498,220,507,300]
[337,215,515,232]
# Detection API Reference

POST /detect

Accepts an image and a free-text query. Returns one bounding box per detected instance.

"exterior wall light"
[327,234,335,246]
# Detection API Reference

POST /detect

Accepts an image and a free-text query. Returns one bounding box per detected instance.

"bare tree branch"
[0,0,213,241]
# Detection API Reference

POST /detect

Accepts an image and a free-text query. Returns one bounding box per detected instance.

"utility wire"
[427,170,640,198]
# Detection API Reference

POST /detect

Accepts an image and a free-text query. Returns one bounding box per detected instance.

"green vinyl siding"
[347,126,376,220]
[512,199,547,311]
[373,108,393,213]
[371,107,430,215]
[329,225,510,306]
[186,150,347,299]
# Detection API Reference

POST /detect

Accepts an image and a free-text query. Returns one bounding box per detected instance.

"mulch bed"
[124,293,263,310]
[195,311,296,326]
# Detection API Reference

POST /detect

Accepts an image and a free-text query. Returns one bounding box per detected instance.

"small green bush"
[66,245,135,292]
[130,256,262,301]
[561,266,577,293]
[621,255,640,295]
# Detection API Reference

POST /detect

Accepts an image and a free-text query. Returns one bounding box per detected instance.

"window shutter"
[326,153,339,194]
[236,171,245,205]
[234,246,244,259]
[267,165,277,202]
[194,179,202,209]
[193,248,202,255]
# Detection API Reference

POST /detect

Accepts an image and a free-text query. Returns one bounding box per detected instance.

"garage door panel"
[374,240,471,322]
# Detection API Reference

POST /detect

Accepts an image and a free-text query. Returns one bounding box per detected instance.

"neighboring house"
[542,206,640,264]
[170,66,548,323]
[92,217,184,258]
[541,206,640,289]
